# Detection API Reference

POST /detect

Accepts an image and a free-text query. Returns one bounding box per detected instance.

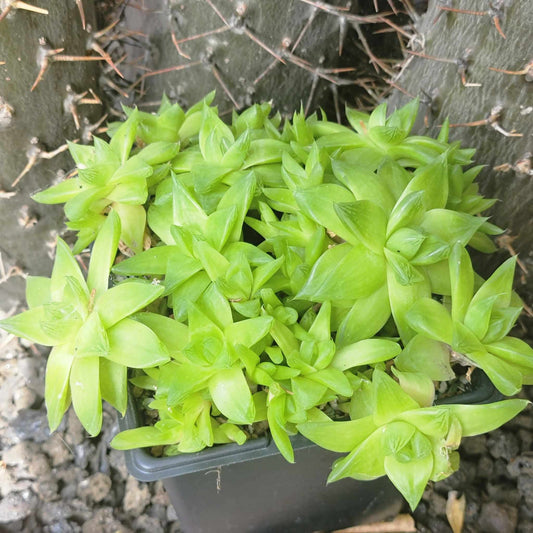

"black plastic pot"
[118,369,500,533]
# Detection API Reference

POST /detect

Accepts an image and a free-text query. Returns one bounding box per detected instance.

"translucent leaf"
[87,210,121,296]
[209,367,255,425]
[386,228,425,260]
[298,415,377,453]
[464,296,496,340]
[298,244,386,303]
[369,102,388,128]
[70,355,102,436]
[74,311,109,358]
[107,318,170,368]
[328,429,386,482]
[386,98,419,134]
[334,201,387,253]
[369,126,407,145]
[109,110,139,163]
[410,236,450,267]
[95,280,164,328]
[225,316,273,349]
[132,312,188,356]
[32,178,84,204]
[391,367,435,407]
[345,106,370,134]
[444,399,529,437]
[293,184,357,244]
[197,284,233,330]
[449,243,474,323]
[112,245,182,276]
[99,358,127,415]
[137,141,180,165]
[406,298,453,344]
[332,339,401,370]
[373,369,420,425]
[387,263,431,344]
[384,249,425,286]
[0,307,60,346]
[387,191,425,236]
[193,240,230,282]
[111,424,182,449]
[221,130,251,168]
[331,160,396,212]
[172,174,207,231]
[486,337,533,370]
[50,238,88,301]
[470,257,517,309]
[420,209,486,246]
[291,376,327,410]
[267,393,294,463]
[398,154,448,211]
[307,368,352,396]
[45,344,74,431]
[384,433,433,511]
[67,141,95,167]
[25,276,51,309]
[217,173,256,244]
[112,203,146,255]
[336,285,391,346]
[395,335,455,381]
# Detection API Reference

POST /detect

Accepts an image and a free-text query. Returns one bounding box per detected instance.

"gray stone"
[123,476,151,517]
[13,386,37,410]
[518,475,533,509]
[38,501,73,525]
[10,408,50,442]
[477,455,494,479]
[487,430,520,461]
[27,452,51,478]
[77,472,112,503]
[461,435,487,456]
[507,454,533,478]
[478,501,518,533]
[108,448,128,480]
[33,476,59,502]
[133,515,165,533]
[81,507,132,533]
[2,441,39,466]
[0,490,38,523]
[42,433,73,466]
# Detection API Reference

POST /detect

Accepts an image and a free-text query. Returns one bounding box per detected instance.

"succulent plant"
[1,95,531,510]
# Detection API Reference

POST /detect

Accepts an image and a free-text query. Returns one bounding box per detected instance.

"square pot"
[118,370,499,532]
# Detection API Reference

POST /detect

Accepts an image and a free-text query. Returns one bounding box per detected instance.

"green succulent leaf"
[298,244,386,303]
[95,280,164,329]
[298,415,377,453]
[45,344,74,432]
[395,335,455,381]
[332,339,401,370]
[406,297,453,345]
[328,428,386,482]
[444,399,529,437]
[25,276,52,309]
[99,358,127,415]
[334,201,387,253]
[209,368,256,425]
[107,318,170,368]
[70,355,102,437]
[384,431,433,511]
[336,285,391,346]
[87,210,121,296]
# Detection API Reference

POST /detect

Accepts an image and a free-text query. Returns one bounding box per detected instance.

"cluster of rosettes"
[2,94,531,510]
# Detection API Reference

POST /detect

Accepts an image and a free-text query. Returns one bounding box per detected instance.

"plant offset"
[1,95,531,510]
